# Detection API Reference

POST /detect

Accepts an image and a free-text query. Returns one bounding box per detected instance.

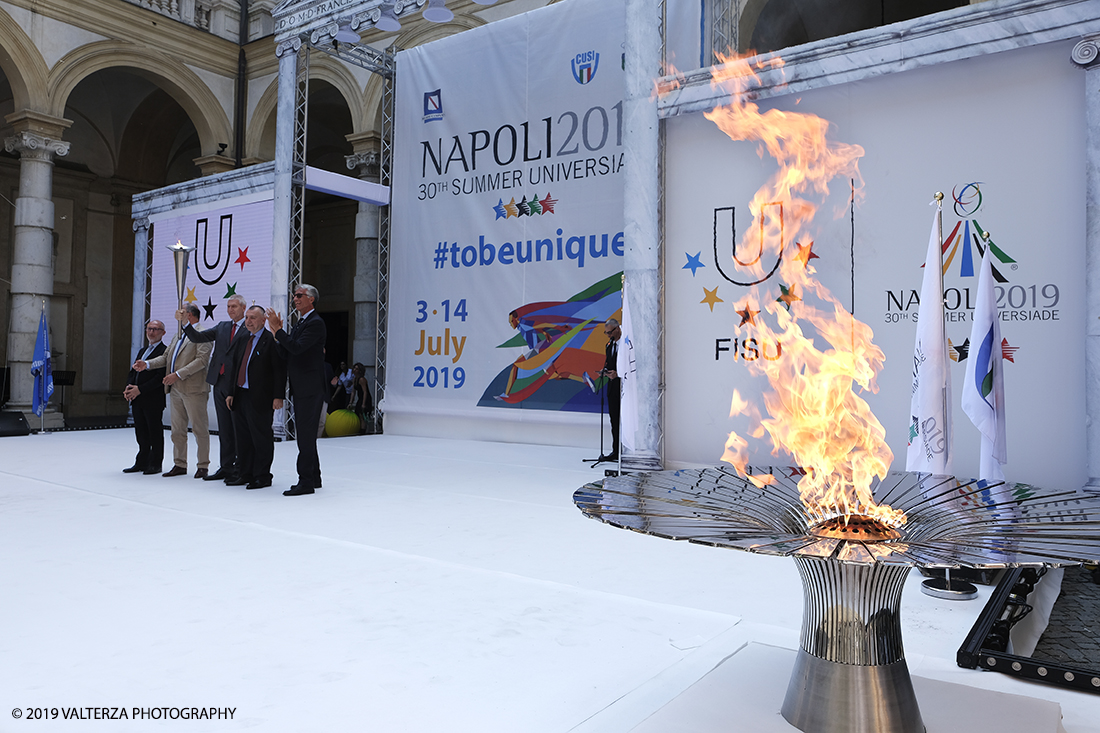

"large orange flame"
[707,53,905,528]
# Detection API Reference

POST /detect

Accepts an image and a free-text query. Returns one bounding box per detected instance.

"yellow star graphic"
[701,286,723,312]
[184,286,198,303]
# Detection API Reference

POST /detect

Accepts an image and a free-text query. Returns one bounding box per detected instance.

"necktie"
[220,322,238,375]
[237,334,255,388]
[170,338,184,373]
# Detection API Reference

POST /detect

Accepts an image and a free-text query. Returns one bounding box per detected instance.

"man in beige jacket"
[134,304,214,478]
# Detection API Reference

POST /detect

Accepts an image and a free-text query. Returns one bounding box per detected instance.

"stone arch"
[309,54,366,134]
[246,52,369,161]
[738,0,770,53]
[394,15,486,51]
[46,41,232,157]
[0,4,50,111]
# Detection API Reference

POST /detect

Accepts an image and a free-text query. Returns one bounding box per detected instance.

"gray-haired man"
[182,294,247,482]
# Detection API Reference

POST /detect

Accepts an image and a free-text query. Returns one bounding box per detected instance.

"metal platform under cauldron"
[574,467,1100,733]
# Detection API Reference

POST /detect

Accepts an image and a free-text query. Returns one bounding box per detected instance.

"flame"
[708,53,905,528]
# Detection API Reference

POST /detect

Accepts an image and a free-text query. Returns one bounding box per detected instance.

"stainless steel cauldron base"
[782,650,925,733]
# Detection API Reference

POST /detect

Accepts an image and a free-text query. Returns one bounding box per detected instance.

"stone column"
[621,0,664,471]
[271,37,301,314]
[346,131,382,391]
[131,217,151,363]
[3,112,71,420]
[1075,37,1100,492]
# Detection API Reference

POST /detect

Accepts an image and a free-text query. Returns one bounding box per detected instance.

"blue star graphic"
[683,252,705,276]
[493,199,507,220]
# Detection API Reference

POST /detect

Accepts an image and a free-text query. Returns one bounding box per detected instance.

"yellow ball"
[324,409,360,438]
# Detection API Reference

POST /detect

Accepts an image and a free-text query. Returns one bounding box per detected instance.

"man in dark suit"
[225,306,286,490]
[123,320,168,474]
[267,283,326,496]
[601,318,621,462]
[182,294,247,482]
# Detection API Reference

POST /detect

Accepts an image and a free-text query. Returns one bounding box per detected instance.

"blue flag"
[31,309,53,417]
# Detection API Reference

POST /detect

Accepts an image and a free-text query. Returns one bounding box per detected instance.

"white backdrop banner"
[663,41,1085,489]
[387,0,625,430]
[150,198,275,330]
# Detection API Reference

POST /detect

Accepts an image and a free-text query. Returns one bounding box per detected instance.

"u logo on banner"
[712,203,784,287]
[194,214,233,285]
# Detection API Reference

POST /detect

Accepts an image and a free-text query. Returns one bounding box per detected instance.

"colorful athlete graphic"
[478,272,622,412]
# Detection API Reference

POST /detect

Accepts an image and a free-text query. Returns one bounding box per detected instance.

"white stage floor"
[0,431,1097,732]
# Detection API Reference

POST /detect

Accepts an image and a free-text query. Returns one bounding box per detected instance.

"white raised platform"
[0,431,1095,731]
[629,643,1066,733]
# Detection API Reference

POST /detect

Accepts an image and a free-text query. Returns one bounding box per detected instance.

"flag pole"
[40,299,46,435]
[933,191,949,467]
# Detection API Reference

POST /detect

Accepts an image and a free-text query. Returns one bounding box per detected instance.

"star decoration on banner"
[517,198,530,216]
[493,199,507,219]
[776,284,800,310]
[1001,338,1019,362]
[701,286,723,312]
[184,286,198,304]
[683,252,705,276]
[949,337,970,363]
[235,247,251,270]
[202,297,218,321]
[224,282,238,298]
[527,195,542,215]
[505,198,519,218]
[539,193,557,214]
[794,240,819,267]
[736,306,759,327]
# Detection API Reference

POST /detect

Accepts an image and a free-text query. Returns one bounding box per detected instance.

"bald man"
[123,320,168,475]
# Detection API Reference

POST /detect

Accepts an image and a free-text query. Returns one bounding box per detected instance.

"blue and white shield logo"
[571,51,600,85]
[423,89,443,122]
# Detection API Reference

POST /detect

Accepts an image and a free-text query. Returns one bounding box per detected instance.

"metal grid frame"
[958,567,1100,694]
[374,47,395,434]
[284,43,310,440]
[657,0,667,465]
[289,44,310,323]
[711,0,740,59]
[294,26,396,436]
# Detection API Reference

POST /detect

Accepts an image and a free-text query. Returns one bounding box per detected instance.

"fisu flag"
[387,0,625,430]
[906,209,953,476]
[961,244,1007,481]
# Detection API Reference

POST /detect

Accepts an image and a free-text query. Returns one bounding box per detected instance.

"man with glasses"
[267,284,327,496]
[123,320,168,475]
[134,304,213,479]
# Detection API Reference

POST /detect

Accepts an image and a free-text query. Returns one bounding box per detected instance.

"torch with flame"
[704,54,904,531]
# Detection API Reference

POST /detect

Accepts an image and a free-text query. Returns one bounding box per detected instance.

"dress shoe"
[599,453,619,462]
[143,467,161,475]
[162,466,188,477]
[225,476,250,486]
[122,465,143,474]
[283,484,315,496]
[204,468,228,481]
[246,479,271,490]
[194,468,208,479]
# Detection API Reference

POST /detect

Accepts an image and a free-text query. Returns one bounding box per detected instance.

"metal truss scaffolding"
[281,14,396,437]
[711,0,739,60]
